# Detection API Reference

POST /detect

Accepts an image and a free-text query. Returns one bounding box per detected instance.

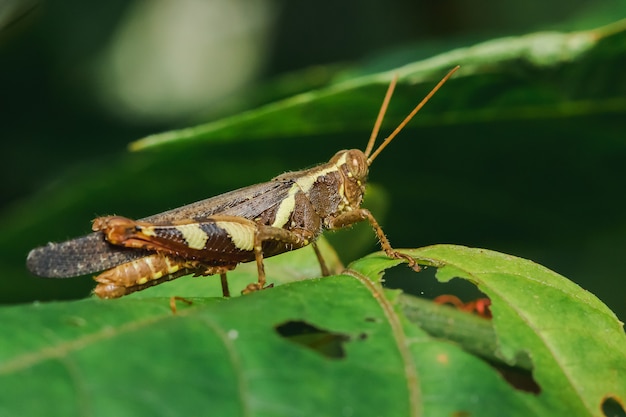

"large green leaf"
[355,246,626,416]
[1,245,623,416]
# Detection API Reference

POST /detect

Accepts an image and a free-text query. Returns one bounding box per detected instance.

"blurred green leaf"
[131,20,626,150]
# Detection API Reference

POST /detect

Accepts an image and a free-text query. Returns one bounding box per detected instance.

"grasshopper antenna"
[364,74,398,158]
[366,65,460,165]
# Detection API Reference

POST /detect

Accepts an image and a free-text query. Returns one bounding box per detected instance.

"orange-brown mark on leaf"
[436,353,449,365]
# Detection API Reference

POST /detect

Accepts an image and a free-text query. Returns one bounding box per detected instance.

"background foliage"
[1,0,625,318]
[0,1,625,415]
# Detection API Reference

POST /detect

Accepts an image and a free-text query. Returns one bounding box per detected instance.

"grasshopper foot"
[241,282,274,295]
[169,296,193,314]
[389,251,421,272]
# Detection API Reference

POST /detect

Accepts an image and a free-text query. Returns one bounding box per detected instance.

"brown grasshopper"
[27,66,459,298]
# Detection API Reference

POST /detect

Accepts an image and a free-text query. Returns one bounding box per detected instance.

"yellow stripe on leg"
[215,221,256,251]
[174,224,210,250]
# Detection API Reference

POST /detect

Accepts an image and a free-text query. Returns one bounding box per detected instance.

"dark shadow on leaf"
[275,320,355,359]
[487,359,541,394]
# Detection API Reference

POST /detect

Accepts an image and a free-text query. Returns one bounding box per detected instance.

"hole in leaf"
[472,348,540,394]
[389,265,493,322]
[433,294,492,319]
[487,359,541,394]
[275,320,351,359]
[602,396,626,417]
[383,264,487,307]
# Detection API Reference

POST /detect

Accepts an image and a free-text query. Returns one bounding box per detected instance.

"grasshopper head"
[331,149,369,208]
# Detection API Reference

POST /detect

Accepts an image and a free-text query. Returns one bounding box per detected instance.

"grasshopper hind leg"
[93,215,315,296]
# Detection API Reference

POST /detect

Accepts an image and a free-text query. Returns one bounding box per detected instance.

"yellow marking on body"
[160,258,180,276]
[272,152,348,228]
[130,259,144,284]
[272,184,299,228]
[142,227,156,237]
[215,221,256,251]
[295,152,347,193]
[175,224,209,250]
[336,180,349,212]
[138,256,181,284]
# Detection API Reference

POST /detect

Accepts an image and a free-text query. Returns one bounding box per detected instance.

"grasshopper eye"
[345,150,369,180]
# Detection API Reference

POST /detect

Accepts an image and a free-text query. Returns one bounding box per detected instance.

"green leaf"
[130,19,626,150]
[1,246,623,416]
[352,245,626,416]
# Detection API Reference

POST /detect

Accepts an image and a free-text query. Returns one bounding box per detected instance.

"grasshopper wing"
[27,181,294,277]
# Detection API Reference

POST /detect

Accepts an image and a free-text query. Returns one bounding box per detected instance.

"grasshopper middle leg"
[243,224,313,294]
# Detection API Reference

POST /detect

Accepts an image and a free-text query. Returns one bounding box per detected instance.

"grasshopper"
[27,66,459,298]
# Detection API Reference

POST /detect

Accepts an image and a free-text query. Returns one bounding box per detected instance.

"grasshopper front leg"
[326,209,420,271]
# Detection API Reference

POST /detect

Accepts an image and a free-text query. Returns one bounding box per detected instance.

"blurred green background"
[1,0,625,320]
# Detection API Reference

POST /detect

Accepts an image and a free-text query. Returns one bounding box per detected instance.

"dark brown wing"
[27,180,294,278]
[26,232,149,278]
